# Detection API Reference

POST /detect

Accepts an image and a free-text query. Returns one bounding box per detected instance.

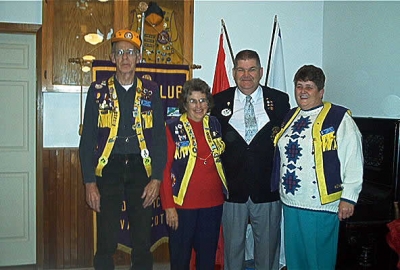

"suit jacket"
[211,85,290,203]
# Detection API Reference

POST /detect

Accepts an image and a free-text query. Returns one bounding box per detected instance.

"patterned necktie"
[244,95,258,143]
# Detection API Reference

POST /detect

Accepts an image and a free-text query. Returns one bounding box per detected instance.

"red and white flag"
[212,24,234,95]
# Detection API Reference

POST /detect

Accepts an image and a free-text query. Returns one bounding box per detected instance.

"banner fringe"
[150,236,169,252]
[117,237,169,254]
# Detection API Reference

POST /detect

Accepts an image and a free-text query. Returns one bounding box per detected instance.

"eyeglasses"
[187,98,208,105]
[113,49,138,58]
[234,67,260,74]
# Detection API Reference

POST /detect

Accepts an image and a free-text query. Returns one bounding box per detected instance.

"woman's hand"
[165,208,179,230]
[338,201,355,221]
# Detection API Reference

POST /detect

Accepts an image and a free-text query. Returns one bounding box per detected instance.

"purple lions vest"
[93,75,159,177]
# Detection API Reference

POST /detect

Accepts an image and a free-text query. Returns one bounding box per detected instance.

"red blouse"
[160,118,224,209]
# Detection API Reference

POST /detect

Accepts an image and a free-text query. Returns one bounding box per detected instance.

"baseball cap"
[111,29,141,50]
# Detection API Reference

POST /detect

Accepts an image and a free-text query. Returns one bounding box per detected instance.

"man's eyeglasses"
[187,98,208,105]
[113,49,138,58]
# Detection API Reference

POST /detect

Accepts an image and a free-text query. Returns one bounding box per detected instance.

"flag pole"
[265,15,278,86]
[221,19,235,65]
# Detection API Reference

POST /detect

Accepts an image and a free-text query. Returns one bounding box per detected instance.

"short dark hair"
[293,65,325,90]
[178,78,214,113]
[234,49,261,69]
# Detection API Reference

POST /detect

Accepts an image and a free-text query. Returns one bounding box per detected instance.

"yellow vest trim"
[203,115,227,191]
[276,102,346,204]
[313,102,342,204]
[95,77,153,178]
[173,114,227,205]
[173,113,198,205]
[95,76,120,176]
[134,78,152,177]
[273,107,301,146]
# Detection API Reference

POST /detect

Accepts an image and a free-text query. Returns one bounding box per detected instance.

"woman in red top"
[160,78,227,270]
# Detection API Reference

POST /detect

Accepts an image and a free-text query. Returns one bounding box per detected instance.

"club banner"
[92,60,189,252]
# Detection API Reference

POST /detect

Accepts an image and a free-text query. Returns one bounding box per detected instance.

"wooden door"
[0,32,37,266]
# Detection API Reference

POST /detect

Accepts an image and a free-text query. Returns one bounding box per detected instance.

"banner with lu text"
[92,60,189,252]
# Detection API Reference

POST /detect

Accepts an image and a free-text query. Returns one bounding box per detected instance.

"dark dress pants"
[169,205,223,270]
[93,154,153,270]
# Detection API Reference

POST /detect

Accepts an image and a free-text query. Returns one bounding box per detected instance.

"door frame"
[0,22,44,269]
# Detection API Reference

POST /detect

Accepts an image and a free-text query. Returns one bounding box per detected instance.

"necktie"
[244,95,258,143]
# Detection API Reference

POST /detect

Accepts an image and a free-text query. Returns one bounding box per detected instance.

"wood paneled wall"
[43,148,94,268]
[42,148,169,269]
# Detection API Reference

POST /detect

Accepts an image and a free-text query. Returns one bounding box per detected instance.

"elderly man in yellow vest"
[79,29,167,270]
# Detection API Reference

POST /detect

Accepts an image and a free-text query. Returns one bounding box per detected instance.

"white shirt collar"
[235,85,262,104]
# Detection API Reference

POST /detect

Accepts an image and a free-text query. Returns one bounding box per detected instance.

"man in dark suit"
[211,49,290,270]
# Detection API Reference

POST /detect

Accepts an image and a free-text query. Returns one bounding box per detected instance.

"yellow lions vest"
[132,6,183,64]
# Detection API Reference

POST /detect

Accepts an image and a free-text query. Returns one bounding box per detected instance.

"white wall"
[193,0,324,107]
[43,92,83,147]
[0,0,42,24]
[323,1,400,118]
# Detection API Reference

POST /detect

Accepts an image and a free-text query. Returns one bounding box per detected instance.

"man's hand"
[85,182,101,212]
[338,201,355,221]
[165,208,179,230]
[142,179,161,208]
